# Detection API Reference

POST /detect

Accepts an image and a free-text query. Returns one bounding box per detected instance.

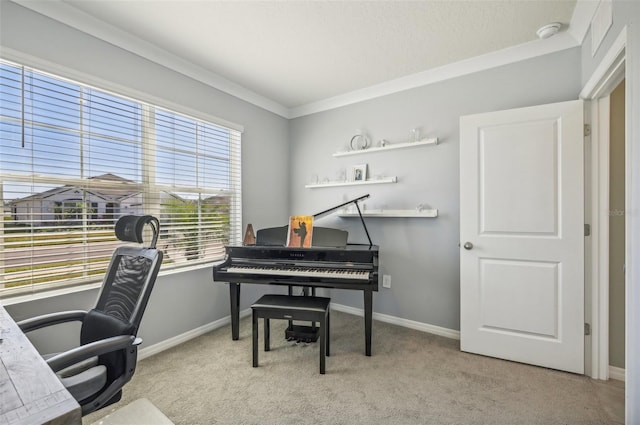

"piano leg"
[230,283,241,340]
[364,288,373,356]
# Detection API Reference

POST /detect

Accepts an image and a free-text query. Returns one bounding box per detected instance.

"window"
[0,59,242,295]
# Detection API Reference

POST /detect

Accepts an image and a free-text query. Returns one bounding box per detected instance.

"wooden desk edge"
[1,305,82,425]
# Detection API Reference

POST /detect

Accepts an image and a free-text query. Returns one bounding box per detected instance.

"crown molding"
[289,32,579,118]
[10,0,594,120]
[10,0,290,118]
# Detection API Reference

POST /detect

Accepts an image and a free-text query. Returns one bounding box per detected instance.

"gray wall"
[289,49,582,331]
[1,1,290,352]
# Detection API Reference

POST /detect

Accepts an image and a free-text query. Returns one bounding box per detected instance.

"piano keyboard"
[226,265,370,280]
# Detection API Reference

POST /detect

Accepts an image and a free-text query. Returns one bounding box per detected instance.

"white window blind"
[0,59,242,295]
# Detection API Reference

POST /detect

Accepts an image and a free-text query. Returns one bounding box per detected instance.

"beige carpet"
[84,311,624,425]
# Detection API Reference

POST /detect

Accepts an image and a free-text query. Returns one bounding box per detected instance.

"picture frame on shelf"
[350,164,368,181]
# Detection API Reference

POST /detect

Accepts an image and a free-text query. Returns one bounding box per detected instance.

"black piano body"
[213,243,379,356]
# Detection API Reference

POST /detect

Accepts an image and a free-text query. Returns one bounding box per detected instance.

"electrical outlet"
[382,274,391,288]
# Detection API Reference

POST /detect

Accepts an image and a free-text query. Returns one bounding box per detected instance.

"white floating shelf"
[305,176,397,189]
[337,209,438,218]
[332,137,438,157]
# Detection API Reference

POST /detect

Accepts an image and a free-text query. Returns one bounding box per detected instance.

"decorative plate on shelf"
[350,134,370,150]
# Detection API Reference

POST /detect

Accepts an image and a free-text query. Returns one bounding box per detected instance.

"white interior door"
[460,100,584,374]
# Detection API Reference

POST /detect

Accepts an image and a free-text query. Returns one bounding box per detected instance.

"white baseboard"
[138,308,251,360]
[138,303,458,360]
[140,304,623,384]
[138,305,458,360]
[330,302,460,340]
[609,365,625,382]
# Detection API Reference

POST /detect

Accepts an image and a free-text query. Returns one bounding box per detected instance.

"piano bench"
[251,294,330,374]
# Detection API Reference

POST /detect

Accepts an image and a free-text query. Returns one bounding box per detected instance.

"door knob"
[463,242,473,250]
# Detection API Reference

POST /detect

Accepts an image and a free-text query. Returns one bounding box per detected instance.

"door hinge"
[585,323,591,336]
[584,224,591,236]
[584,124,591,137]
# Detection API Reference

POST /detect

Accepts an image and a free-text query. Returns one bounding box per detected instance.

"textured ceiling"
[54,1,578,111]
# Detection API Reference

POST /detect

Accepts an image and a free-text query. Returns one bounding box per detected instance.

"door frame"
[580,27,625,380]
[580,24,637,420]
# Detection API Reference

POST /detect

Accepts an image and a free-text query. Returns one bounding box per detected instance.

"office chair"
[18,215,163,416]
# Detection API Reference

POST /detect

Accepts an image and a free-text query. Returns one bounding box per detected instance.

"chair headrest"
[115,215,160,248]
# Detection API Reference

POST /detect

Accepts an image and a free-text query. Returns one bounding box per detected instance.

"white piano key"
[225,266,369,280]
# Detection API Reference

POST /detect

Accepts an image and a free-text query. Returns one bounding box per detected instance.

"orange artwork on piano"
[286,215,314,248]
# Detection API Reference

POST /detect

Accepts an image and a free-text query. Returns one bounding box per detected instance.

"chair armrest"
[46,334,136,373]
[17,310,87,333]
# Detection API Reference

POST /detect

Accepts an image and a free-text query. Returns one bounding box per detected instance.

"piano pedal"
[285,324,320,343]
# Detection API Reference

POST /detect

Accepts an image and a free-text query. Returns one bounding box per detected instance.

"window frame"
[0,58,243,298]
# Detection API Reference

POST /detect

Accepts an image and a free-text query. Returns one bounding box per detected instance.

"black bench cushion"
[252,294,330,313]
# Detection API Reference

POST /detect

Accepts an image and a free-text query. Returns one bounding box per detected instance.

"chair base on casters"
[251,294,330,374]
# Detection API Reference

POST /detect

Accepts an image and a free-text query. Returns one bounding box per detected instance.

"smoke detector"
[536,22,562,39]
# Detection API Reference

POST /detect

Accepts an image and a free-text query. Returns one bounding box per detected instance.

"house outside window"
[0,59,242,295]
[62,200,83,221]
[90,202,98,221]
[105,202,118,218]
